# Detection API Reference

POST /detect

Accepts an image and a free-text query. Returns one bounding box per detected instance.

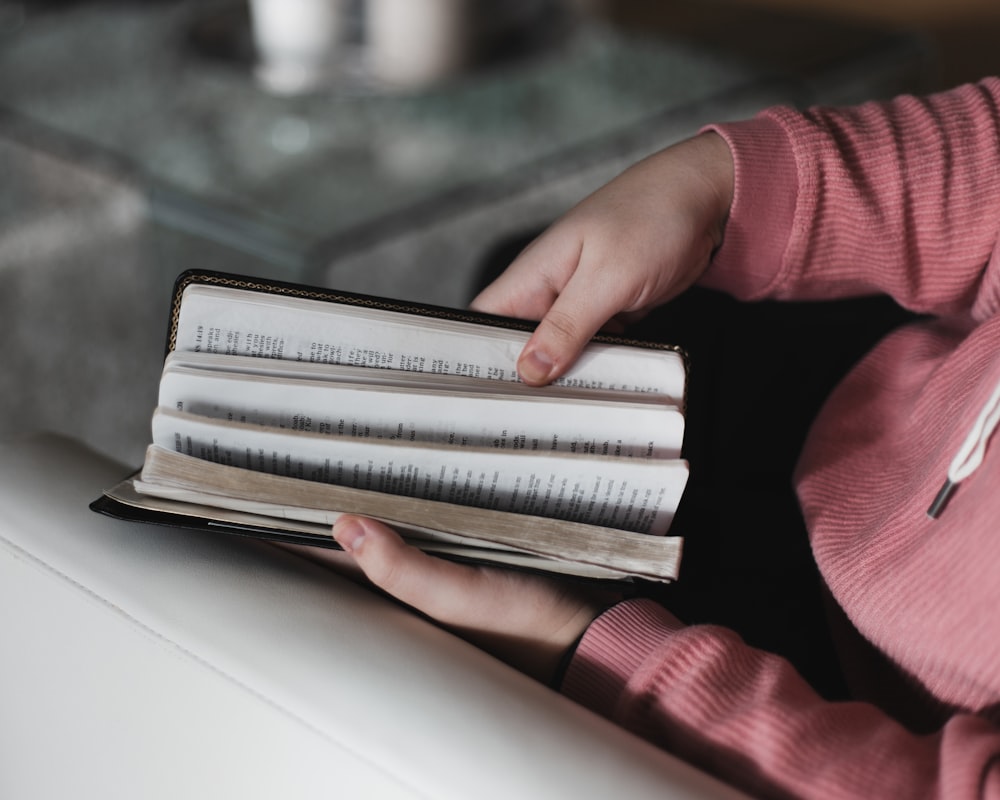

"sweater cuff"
[699,115,800,300]
[560,599,684,720]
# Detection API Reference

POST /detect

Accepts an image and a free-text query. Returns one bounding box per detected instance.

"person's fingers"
[472,215,668,385]
[332,514,491,626]
[469,230,578,321]
[471,231,623,385]
[515,254,643,385]
[331,514,610,682]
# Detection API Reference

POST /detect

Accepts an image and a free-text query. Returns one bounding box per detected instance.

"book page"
[128,447,684,581]
[158,362,684,460]
[165,351,673,406]
[152,409,688,535]
[112,478,663,581]
[174,285,686,401]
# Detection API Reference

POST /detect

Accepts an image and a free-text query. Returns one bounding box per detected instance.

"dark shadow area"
[596,0,933,92]
[603,0,1000,92]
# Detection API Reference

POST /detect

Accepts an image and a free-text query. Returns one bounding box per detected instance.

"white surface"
[0,434,743,799]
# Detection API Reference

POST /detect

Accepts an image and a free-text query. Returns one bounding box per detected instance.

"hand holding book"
[331,514,614,685]
[470,132,734,386]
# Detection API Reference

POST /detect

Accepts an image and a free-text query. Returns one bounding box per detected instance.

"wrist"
[690,130,736,252]
[549,599,620,689]
[634,131,736,290]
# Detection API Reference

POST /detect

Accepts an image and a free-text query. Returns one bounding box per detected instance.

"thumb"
[472,229,627,386]
[331,515,609,683]
[332,515,482,624]
[517,274,629,386]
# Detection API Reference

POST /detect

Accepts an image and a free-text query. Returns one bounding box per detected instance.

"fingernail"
[333,518,365,552]
[519,347,555,385]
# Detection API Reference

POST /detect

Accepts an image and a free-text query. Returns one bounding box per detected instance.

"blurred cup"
[250,0,347,95]
[367,0,474,89]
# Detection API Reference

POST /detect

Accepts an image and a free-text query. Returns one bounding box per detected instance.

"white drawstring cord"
[927,376,1000,518]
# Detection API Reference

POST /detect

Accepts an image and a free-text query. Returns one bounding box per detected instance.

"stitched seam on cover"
[0,531,432,799]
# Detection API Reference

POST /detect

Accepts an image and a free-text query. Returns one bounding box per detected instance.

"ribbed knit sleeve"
[562,600,1000,799]
[701,79,1000,316]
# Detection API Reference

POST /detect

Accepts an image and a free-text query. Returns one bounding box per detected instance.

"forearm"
[702,79,1000,316]
[561,600,1000,799]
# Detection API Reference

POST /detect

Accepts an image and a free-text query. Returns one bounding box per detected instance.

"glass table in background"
[0,0,930,308]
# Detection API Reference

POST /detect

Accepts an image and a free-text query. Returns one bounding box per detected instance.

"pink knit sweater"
[562,80,1000,798]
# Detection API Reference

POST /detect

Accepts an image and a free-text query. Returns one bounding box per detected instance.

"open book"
[92,271,690,583]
